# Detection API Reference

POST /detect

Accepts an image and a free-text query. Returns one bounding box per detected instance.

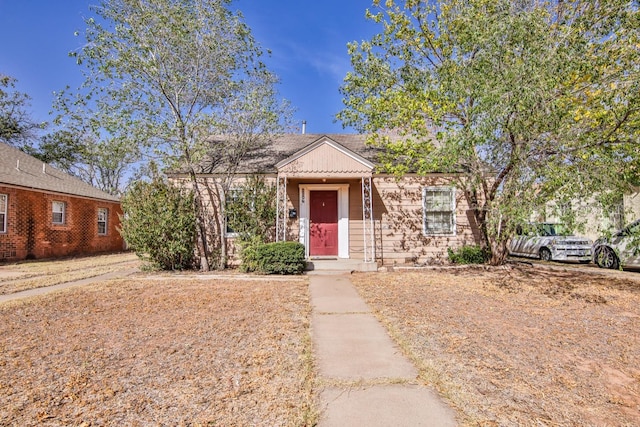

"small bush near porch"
[241,241,306,274]
[447,245,490,264]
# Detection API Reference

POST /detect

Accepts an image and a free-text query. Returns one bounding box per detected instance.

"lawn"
[0,252,139,295]
[0,275,316,426]
[2,258,639,426]
[351,265,640,426]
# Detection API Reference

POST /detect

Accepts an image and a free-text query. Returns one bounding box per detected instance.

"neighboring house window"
[98,208,108,235]
[52,201,66,224]
[559,201,572,219]
[610,198,624,230]
[423,186,456,235]
[0,194,7,233]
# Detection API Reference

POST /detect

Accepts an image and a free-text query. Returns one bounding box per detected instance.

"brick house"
[174,134,483,269]
[0,143,125,261]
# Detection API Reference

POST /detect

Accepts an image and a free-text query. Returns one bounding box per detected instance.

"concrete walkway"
[0,268,139,304]
[309,272,458,426]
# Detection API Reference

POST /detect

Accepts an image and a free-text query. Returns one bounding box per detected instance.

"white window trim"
[224,188,241,238]
[299,184,350,259]
[0,194,7,233]
[52,201,66,225]
[98,208,108,235]
[422,186,456,236]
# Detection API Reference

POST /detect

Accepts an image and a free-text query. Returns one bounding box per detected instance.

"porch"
[305,257,379,273]
[273,138,376,266]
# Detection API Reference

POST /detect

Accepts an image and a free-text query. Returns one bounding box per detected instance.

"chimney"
[301,120,307,134]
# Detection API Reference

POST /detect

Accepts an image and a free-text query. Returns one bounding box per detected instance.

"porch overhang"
[275,137,375,178]
[277,170,372,179]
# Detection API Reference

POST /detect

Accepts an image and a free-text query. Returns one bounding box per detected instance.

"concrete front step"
[306,259,378,272]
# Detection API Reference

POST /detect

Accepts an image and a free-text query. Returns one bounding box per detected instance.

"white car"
[593,219,640,270]
[509,223,592,263]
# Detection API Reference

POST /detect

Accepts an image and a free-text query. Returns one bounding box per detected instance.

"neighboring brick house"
[173,134,483,269]
[0,143,125,261]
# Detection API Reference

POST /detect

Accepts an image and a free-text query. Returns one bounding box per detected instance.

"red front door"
[309,191,338,256]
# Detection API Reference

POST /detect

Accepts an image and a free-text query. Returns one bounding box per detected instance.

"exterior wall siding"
[0,186,124,262]
[184,174,483,266]
[626,192,640,225]
[292,175,481,265]
[546,190,640,241]
[370,175,480,265]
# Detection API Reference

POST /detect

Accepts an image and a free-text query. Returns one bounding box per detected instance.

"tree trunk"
[488,237,509,266]
[189,172,211,272]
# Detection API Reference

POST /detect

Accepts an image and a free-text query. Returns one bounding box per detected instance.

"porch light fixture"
[288,208,297,218]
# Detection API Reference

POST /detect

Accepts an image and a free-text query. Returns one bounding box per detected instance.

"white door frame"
[299,184,349,258]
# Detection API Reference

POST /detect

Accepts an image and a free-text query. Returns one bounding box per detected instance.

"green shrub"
[119,178,196,270]
[252,241,306,274]
[226,175,277,243]
[447,245,489,264]
[238,237,262,273]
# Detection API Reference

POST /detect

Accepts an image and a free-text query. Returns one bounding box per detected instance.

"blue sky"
[0,0,380,135]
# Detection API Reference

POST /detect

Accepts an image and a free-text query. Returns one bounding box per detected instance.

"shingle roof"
[0,143,120,202]
[198,134,382,174]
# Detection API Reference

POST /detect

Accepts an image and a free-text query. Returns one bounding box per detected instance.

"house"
[542,191,640,241]
[178,134,483,269]
[0,143,125,261]
[581,192,640,240]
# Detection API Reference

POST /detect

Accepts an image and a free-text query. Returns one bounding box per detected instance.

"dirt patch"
[0,276,315,426]
[351,265,640,426]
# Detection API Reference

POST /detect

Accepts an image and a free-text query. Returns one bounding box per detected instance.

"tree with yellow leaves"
[339,0,640,264]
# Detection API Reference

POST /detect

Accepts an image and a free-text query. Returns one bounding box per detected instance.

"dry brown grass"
[0,252,139,295]
[350,265,640,426]
[0,275,316,426]
[4,254,640,426]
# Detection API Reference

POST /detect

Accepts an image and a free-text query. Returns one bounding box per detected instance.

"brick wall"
[0,186,125,261]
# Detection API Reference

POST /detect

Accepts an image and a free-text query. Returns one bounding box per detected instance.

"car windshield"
[536,223,569,236]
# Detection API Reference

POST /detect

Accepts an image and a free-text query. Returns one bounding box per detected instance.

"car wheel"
[595,246,619,270]
[539,247,552,262]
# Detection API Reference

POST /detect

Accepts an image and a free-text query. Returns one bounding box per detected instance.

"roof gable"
[275,137,374,177]
[0,143,120,202]
[184,133,381,175]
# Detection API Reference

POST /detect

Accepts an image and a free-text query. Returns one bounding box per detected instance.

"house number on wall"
[301,190,305,203]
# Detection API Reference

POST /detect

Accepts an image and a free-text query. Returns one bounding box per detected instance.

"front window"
[225,189,241,236]
[52,201,66,225]
[0,194,7,233]
[423,186,456,235]
[98,208,108,235]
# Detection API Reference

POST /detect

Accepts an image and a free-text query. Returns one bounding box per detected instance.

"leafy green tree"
[24,129,139,196]
[120,177,196,270]
[66,0,291,270]
[23,130,84,172]
[0,74,137,195]
[0,74,45,146]
[225,175,277,272]
[226,175,277,243]
[339,0,640,264]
